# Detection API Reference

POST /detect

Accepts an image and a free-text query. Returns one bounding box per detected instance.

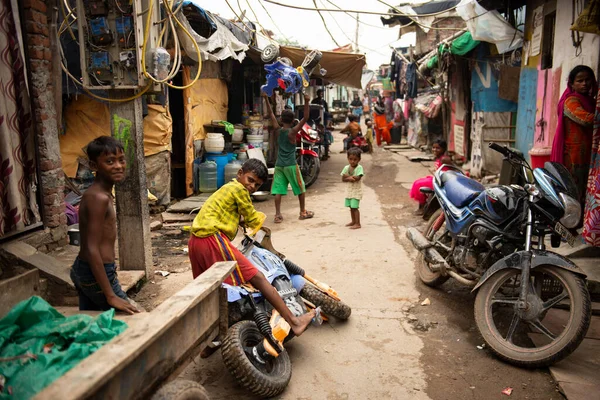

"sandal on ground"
[274,215,284,224]
[299,210,315,220]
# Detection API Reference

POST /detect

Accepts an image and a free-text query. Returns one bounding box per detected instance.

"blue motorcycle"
[220,227,350,398]
[407,143,591,368]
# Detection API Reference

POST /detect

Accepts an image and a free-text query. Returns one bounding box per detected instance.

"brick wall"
[21,0,68,251]
[416,17,466,55]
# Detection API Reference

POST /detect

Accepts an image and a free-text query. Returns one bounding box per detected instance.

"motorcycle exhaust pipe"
[406,228,446,269]
[406,228,477,287]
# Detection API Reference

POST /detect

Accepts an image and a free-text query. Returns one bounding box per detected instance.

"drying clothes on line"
[405,62,418,98]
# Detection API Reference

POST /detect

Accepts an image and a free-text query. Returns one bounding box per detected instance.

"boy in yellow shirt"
[188,159,314,335]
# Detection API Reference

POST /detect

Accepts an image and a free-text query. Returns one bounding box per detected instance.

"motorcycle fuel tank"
[471,185,527,224]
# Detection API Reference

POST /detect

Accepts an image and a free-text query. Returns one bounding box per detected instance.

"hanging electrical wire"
[318,0,353,45]
[323,0,391,30]
[313,0,342,47]
[244,0,278,43]
[223,0,278,44]
[262,0,461,17]
[256,0,291,42]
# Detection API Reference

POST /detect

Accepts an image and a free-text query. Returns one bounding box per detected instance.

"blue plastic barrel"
[205,153,229,188]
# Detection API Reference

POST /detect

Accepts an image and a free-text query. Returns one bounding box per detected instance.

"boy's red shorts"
[188,233,258,285]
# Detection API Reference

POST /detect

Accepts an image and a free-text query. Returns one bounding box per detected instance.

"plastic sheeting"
[427,31,480,69]
[277,47,366,89]
[456,0,523,54]
[0,296,126,399]
[60,97,173,178]
[182,69,229,195]
[143,105,173,156]
[176,9,248,63]
[186,77,228,142]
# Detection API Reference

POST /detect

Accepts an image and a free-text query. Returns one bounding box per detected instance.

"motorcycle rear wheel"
[300,283,351,320]
[221,321,292,398]
[297,154,320,188]
[417,209,450,287]
[474,265,591,368]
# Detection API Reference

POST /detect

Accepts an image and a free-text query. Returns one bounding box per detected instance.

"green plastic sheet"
[0,297,127,399]
[426,32,480,69]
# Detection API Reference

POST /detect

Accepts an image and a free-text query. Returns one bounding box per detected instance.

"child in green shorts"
[262,92,315,223]
[341,147,364,229]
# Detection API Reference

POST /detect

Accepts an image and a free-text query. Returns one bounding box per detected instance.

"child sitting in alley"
[71,136,140,314]
[317,122,332,160]
[341,147,364,229]
[409,139,452,215]
[364,118,374,154]
[188,158,315,336]
[340,114,361,153]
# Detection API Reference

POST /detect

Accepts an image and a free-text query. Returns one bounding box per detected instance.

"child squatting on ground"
[262,92,315,223]
[187,159,315,336]
[341,147,364,229]
[70,136,141,315]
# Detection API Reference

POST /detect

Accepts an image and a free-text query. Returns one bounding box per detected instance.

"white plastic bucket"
[232,128,244,143]
[247,134,263,149]
[205,133,224,153]
[249,122,263,136]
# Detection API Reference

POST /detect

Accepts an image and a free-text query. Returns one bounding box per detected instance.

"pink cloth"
[551,87,597,163]
[409,159,442,205]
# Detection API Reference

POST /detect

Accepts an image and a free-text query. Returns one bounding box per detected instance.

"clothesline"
[389,46,435,87]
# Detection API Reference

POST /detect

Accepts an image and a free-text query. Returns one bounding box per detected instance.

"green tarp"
[426,32,481,69]
[0,297,127,399]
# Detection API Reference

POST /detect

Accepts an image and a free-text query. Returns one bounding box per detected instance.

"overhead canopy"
[277,47,366,89]
[381,0,461,27]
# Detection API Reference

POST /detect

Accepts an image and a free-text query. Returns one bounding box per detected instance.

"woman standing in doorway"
[551,65,598,203]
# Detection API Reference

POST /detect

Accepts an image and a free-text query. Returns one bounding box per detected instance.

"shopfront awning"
[277,47,366,89]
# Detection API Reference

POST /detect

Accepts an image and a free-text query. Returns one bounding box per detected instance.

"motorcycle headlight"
[559,193,581,228]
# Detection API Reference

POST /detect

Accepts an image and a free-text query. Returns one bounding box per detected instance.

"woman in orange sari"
[373,98,392,146]
[551,65,598,202]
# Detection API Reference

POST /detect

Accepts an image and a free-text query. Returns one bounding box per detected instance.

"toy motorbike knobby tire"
[151,380,210,400]
[221,320,292,398]
[300,284,351,320]
[261,44,280,63]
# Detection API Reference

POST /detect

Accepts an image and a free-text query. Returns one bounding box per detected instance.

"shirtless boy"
[70,136,139,314]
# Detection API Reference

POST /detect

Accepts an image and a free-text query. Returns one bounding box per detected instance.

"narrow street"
[139,132,560,399]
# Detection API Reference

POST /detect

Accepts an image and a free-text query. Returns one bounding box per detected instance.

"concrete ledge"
[0,241,73,288]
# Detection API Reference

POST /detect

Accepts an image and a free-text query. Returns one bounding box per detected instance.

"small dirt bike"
[296,123,321,188]
[406,142,591,368]
[220,227,350,398]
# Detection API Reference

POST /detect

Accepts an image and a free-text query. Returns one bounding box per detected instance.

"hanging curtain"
[0,0,41,237]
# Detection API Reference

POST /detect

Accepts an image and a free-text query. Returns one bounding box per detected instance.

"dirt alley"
[133,132,561,400]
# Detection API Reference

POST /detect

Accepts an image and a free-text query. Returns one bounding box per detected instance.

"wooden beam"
[35,261,236,400]
[0,270,41,318]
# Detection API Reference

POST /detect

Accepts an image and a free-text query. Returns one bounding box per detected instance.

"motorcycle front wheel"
[417,209,450,287]
[297,154,320,188]
[221,321,292,398]
[474,265,591,368]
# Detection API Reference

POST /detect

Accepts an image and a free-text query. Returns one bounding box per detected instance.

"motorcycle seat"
[440,171,484,208]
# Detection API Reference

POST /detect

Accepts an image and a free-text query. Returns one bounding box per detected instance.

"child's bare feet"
[350,224,361,229]
[290,310,316,336]
[345,222,354,227]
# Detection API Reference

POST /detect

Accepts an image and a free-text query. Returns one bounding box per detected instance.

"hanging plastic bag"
[570,0,600,35]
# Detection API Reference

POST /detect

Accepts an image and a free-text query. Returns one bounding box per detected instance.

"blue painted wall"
[515,68,539,160]
[471,47,518,113]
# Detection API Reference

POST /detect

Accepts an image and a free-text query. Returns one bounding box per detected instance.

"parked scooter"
[221,226,350,398]
[406,143,591,368]
[296,123,321,187]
